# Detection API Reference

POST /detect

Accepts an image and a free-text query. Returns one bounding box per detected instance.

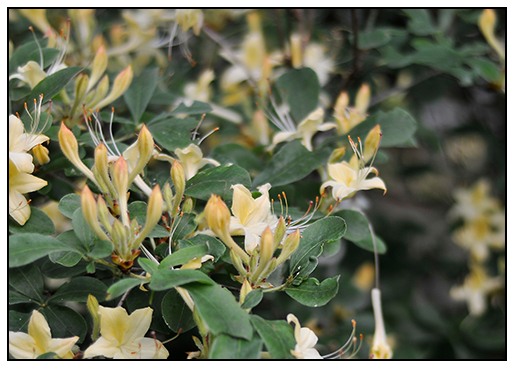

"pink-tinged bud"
[59,122,98,185]
[131,185,163,248]
[81,185,109,241]
[33,144,50,165]
[364,124,382,163]
[276,229,300,266]
[93,65,133,111]
[127,124,154,185]
[88,45,108,92]
[355,83,371,114]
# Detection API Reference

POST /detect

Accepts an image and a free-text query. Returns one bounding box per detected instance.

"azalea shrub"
[8,8,505,360]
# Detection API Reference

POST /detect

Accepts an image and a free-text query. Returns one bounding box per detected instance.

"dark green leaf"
[124,67,159,123]
[41,258,89,279]
[36,352,60,359]
[42,305,87,343]
[275,68,319,122]
[289,216,346,280]
[9,206,55,235]
[50,230,87,267]
[159,245,209,269]
[285,276,340,307]
[178,234,226,262]
[106,278,144,300]
[404,9,437,35]
[127,201,170,238]
[466,57,502,82]
[171,100,213,115]
[71,208,96,249]
[161,289,196,333]
[9,264,45,303]
[9,310,32,332]
[333,210,387,254]
[26,66,83,105]
[87,239,114,259]
[358,29,391,50]
[209,332,263,359]
[185,164,251,201]
[211,143,263,173]
[9,233,83,268]
[138,257,159,274]
[149,269,215,291]
[171,212,197,242]
[250,315,296,359]
[9,290,36,305]
[240,288,263,310]
[147,117,198,151]
[253,140,331,187]
[184,282,253,340]
[48,276,107,303]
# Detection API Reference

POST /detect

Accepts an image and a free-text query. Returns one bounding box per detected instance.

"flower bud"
[127,124,154,185]
[81,185,109,241]
[171,160,186,199]
[250,226,274,282]
[87,294,101,340]
[230,249,248,276]
[111,218,129,259]
[88,45,108,92]
[273,216,286,250]
[93,65,133,111]
[132,185,163,248]
[73,73,89,108]
[112,156,129,226]
[334,92,350,134]
[239,278,253,307]
[32,144,50,165]
[87,74,109,107]
[182,197,194,213]
[364,124,382,163]
[94,143,115,196]
[479,9,497,45]
[370,288,393,359]
[162,182,174,212]
[96,195,112,234]
[59,122,98,185]
[290,33,303,68]
[276,229,300,266]
[328,147,346,164]
[204,194,231,239]
[355,83,370,115]
[18,9,52,34]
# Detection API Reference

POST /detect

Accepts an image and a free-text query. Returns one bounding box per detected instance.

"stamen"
[29,26,44,69]
[197,126,218,145]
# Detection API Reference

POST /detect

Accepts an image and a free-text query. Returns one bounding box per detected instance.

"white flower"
[287,314,323,359]
[83,306,168,359]
[174,143,220,180]
[228,183,278,253]
[9,114,49,173]
[9,310,78,359]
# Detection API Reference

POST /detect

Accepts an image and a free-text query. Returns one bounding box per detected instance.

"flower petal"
[9,331,37,359]
[83,336,121,359]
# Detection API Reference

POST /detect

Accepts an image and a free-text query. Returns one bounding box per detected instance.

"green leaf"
[170,212,197,242]
[285,276,340,307]
[124,67,159,123]
[211,143,263,173]
[178,234,226,262]
[184,282,253,340]
[9,233,83,268]
[9,290,36,305]
[358,29,391,50]
[185,164,251,201]
[9,206,55,235]
[333,209,387,254]
[344,108,418,148]
[289,216,346,281]
[147,117,198,151]
[9,310,32,332]
[71,208,95,249]
[41,258,89,279]
[106,278,144,300]
[161,289,196,333]
[466,57,502,82]
[171,100,213,115]
[240,288,263,310]
[159,245,209,269]
[253,140,331,187]
[48,276,108,303]
[149,269,215,291]
[127,201,170,238]
[9,264,45,303]
[50,230,87,267]
[26,66,84,105]
[36,352,60,359]
[250,315,296,359]
[42,305,87,343]
[209,332,263,359]
[275,68,320,122]
[404,9,437,35]
[138,257,159,274]
[87,239,114,259]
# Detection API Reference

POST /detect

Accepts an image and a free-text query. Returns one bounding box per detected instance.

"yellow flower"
[83,306,168,359]
[9,310,78,359]
[334,84,370,135]
[450,262,503,317]
[287,314,323,359]
[320,128,386,201]
[9,159,47,225]
[9,114,49,173]
[229,183,278,253]
[174,143,220,180]
[370,288,393,359]
[270,108,337,151]
[448,179,501,222]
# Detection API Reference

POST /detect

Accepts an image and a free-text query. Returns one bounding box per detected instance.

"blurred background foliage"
[9,8,505,359]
